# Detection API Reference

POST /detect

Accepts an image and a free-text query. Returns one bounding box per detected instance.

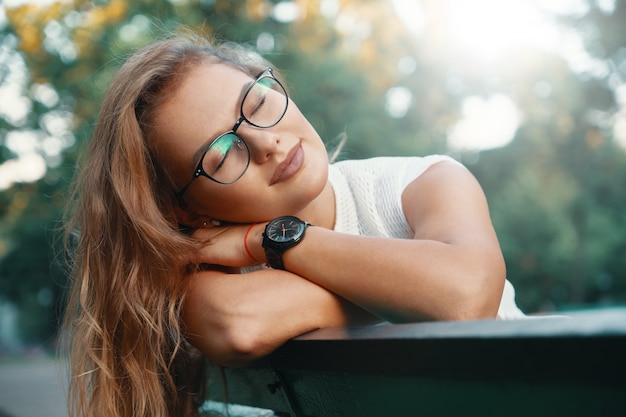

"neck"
[296,179,335,230]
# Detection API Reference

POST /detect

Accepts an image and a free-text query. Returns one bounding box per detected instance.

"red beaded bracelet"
[244,223,258,262]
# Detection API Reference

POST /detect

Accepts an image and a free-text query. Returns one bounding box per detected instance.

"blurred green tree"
[468,2,626,312]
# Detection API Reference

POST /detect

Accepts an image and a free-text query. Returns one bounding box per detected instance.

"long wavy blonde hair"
[62,33,270,417]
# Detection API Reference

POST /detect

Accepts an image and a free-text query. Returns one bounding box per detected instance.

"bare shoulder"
[401,160,497,244]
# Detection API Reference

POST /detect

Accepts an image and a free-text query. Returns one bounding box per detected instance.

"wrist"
[262,216,310,270]
[250,223,267,265]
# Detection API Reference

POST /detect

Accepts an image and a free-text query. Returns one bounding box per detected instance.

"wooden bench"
[204,309,626,417]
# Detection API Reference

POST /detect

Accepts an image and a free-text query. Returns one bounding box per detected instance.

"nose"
[238,125,280,164]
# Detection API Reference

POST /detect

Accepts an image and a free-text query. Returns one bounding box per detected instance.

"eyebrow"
[189,78,255,168]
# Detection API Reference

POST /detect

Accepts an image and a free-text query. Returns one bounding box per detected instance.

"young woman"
[63,32,523,417]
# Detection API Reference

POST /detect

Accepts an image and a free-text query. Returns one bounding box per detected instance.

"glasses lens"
[202,133,250,184]
[241,75,287,128]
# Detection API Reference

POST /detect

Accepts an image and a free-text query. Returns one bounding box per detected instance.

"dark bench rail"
[205,309,626,417]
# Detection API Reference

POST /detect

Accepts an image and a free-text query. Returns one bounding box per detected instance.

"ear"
[174,205,206,228]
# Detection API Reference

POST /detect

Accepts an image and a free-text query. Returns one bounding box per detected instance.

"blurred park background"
[1,0,626,355]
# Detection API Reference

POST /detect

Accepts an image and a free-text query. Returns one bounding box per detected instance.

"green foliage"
[473,105,626,312]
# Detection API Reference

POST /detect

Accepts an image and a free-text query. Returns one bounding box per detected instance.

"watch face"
[266,216,306,243]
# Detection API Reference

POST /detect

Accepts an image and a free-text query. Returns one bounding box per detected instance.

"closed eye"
[213,146,231,174]
[248,95,266,118]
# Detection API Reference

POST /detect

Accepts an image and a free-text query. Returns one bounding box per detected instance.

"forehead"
[152,62,252,173]
[160,61,252,128]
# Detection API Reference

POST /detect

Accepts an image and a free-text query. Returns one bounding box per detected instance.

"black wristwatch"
[262,215,311,270]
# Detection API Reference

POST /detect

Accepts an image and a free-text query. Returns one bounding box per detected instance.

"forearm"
[278,227,505,322]
[242,162,506,323]
[182,268,380,367]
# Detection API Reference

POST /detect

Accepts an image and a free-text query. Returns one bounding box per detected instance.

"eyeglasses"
[176,67,288,198]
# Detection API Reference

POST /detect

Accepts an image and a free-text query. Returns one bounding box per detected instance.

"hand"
[191,222,266,268]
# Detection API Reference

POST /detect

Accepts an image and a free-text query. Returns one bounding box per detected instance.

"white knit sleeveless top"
[328,156,525,319]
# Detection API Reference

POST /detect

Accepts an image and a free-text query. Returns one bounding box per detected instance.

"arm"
[185,161,504,363]
[182,267,380,367]
[248,161,506,322]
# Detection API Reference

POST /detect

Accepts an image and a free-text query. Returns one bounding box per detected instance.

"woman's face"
[153,61,329,224]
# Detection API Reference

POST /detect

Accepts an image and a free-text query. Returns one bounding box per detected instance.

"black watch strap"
[265,247,286,270]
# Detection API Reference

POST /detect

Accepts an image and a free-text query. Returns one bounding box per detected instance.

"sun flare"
[445,0,561,61]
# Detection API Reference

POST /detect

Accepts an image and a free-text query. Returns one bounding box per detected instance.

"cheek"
[150,126,200,191]
[187,178,268,222]
[190,186,247,216]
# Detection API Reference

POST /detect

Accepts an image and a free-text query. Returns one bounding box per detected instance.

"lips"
[270,143,304,185]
